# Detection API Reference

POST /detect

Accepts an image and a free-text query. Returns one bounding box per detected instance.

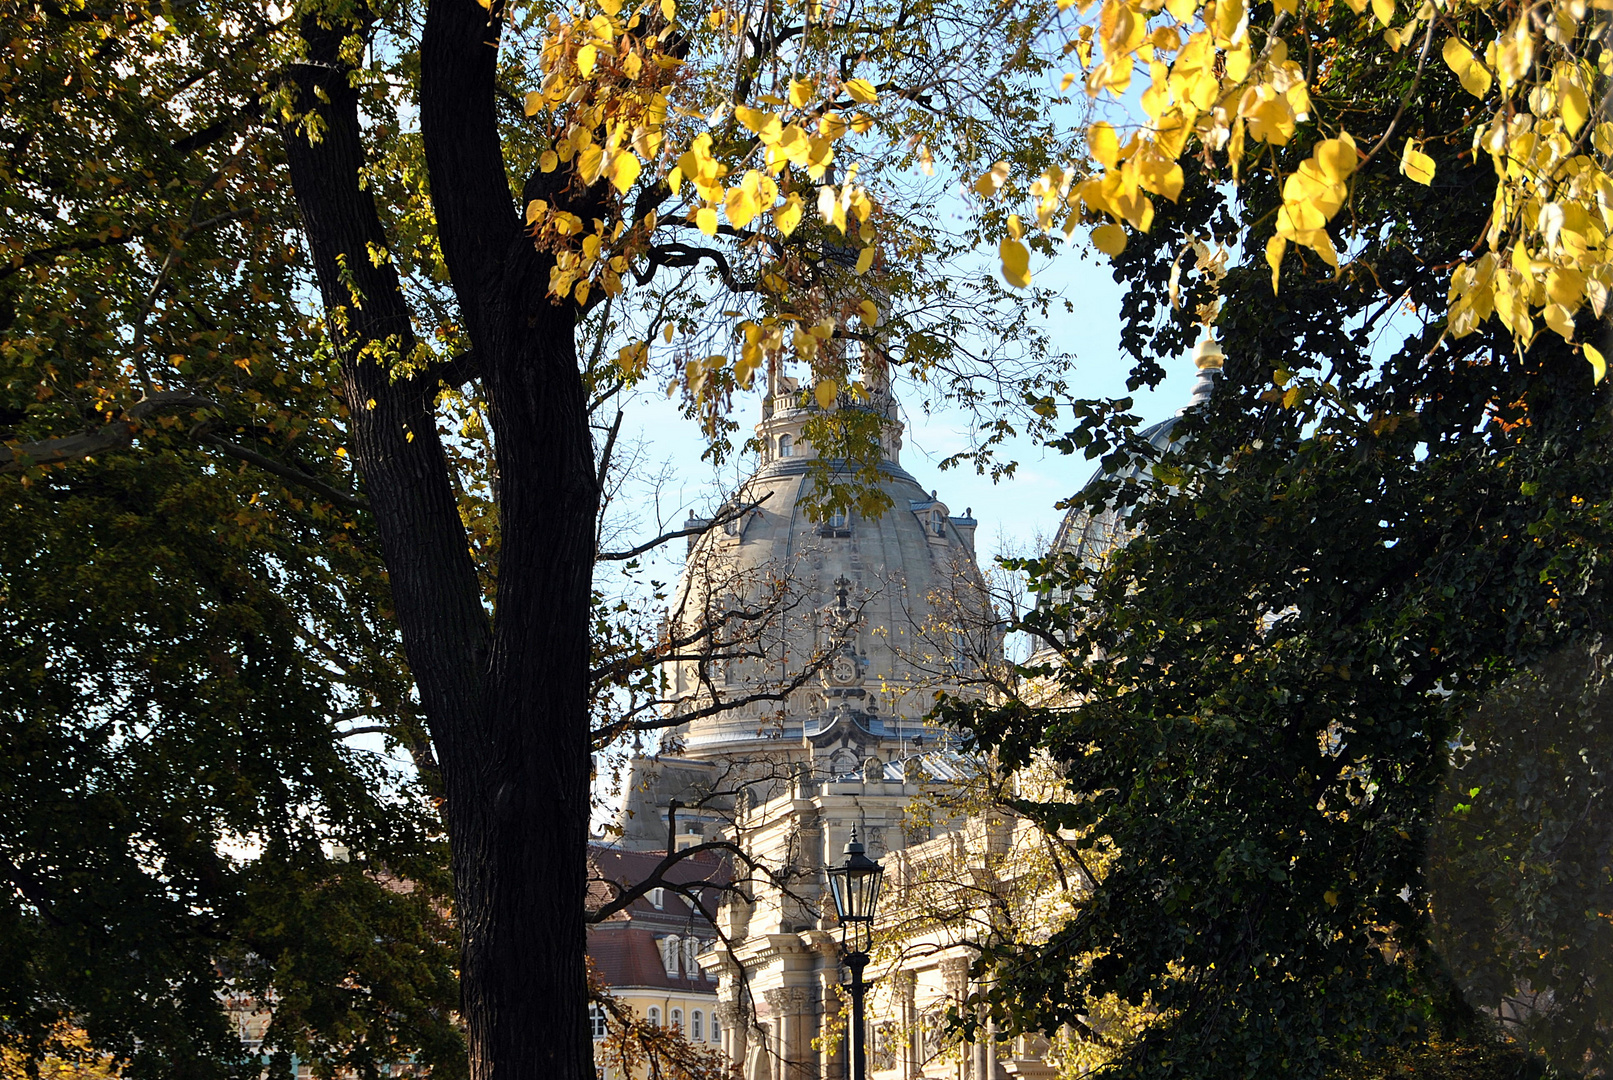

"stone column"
[817,967,845,1080]
[717,1002,744,1067]
[766,986,810,1080]
[940,958,971,1080]
[894,971,917,1080]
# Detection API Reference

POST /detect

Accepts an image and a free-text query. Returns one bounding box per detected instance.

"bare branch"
[596,492,771,562]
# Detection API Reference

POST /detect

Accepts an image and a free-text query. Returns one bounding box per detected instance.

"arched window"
[589,1004,607,1039]
[691,1011,704,1041]
[711,1012,721,1044]
[929,509,945,536]
[778,434,793,458]
[827,509,847,529]
[647,1007,661,1028]
[670,1008,683,1032]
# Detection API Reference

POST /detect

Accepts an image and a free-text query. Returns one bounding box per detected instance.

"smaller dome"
[1051,337,1224,566]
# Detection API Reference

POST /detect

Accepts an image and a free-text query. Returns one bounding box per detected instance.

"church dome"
[1051,336,1225,566]
[664,373,995,773]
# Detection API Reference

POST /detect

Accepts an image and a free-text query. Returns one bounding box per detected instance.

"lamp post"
[827,826,884,1080]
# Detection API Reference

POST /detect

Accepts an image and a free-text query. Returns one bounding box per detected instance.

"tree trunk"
[281,3,602,1077]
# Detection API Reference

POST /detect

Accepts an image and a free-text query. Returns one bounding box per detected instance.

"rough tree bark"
[281,4,602,1077]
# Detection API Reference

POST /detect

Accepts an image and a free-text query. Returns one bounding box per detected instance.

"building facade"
[604,344,1224,1080]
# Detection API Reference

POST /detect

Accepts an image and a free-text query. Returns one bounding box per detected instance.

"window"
[670,1008,683,1032]
[711,1012,721,1044]
[647,1007,661,1028]
[827,509,846,529]
[648,887,664,910]
[691,1011,704,1041]
[659,934,682,977]
[778,434,793,458]
[929,509,945,536]
[589,1004,607,1039]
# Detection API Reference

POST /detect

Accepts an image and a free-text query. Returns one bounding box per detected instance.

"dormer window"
[929,509,945,536]
[649,887,664,909]
[818,507,851,538]
[778,434,793,458]
[659,934,681,977]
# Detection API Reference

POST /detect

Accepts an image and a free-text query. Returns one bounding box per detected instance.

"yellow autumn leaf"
[524,91,543,117]
[1399,139,1436,184]
[1315,132,1357,182]
[578,144,605,185]
[1586,344,1607,384]
[608,151,641,194]
[1370,0,1393,25]
[1060,72,1076,92]
[695,206,718,235]
[1266,234,1287,293]
[973,160,1010,198]
[576,44,597,77]
[1543,302,1575,340]
[843,77,878,103]
[858,299,879,325]
[1561,82,1590,135]
[660,0,676,19]
[615,340,648,377]
[814,379,839,409]
[1088,121,1120,169]
[1007,213,1025,240]
[1442,38,1493,98]
[734,105,779,135]
[725,183,761,229]
[999,237,1032,287]
[1091,222,1127,256]
[789,78,814,107]
[525,199,547,225]
[540,150,559,173]
[855,246,875,274]
[773,194,804,236]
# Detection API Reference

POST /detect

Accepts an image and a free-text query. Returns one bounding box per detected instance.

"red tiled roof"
[587,844,732,924]
[588,925,717,991]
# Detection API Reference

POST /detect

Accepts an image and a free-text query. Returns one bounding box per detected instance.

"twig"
[1360,16,1438,171]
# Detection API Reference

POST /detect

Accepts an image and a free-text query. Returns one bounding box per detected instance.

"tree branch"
[596,493,771,561]
[201,433,368,511]
[420,0,520,346]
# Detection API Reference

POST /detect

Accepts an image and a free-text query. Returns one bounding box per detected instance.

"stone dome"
[663,372,995,773]
[1052,337,1225,566]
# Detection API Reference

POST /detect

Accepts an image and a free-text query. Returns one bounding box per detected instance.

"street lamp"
[827,826,884,1080]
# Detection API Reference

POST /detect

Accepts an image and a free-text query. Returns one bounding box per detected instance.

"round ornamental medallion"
[830,655,857,684]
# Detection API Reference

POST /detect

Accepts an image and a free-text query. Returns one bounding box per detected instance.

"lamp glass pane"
[828,867,850,920]
[865,866,884,916]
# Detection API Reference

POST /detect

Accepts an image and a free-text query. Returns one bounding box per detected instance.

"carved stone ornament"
[830,653,858,685]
